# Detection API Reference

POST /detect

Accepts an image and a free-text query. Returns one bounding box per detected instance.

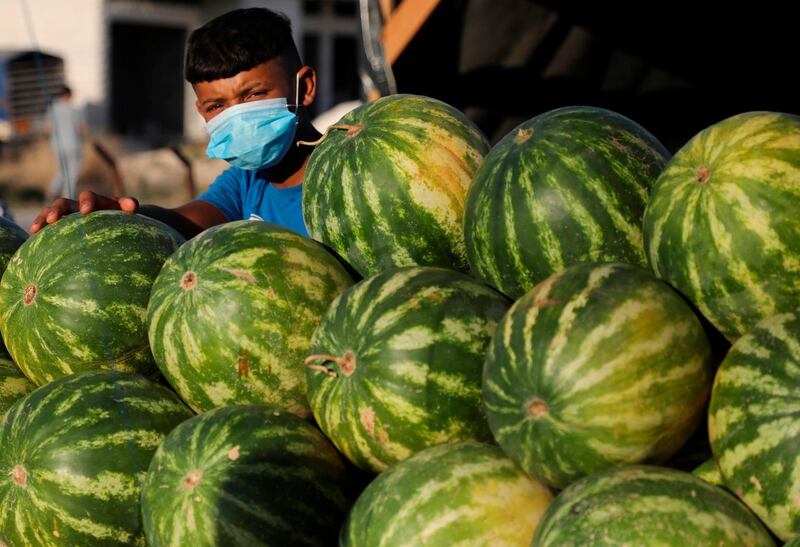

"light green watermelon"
[0,356,34,415]
[709,310,800,541]
[141,405,353,546]
[147,220,354,416]
[305,266,508,472]
[532,465,774,546]
[0,211,184,385]
[693,458,724,486]
[341,442,553,546]
[303,94,490,277]
[464,106,669,299]
[644,111,800,340]
[0,371,193,546]
[483,262,713,489]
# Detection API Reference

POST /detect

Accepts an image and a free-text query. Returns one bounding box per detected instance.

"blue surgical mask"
[205,75,300,171]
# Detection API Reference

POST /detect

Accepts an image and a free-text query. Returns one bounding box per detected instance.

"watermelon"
[340,442,553,546]
[483,262,713,489]
[693,458,724,486]
[0,211,184,385]
[709,311,800,541]
[305,266,507,472]
[302,94,490,277]
[141,405,352,546]
[531,465,775,546]
[0,370,193,546]
[0,356,34,415]
[464,106,669,299]
[0,216,27,272]
[147,220,354,416]
[644,112,800,341]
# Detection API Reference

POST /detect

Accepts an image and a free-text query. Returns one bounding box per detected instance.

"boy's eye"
[247,91,266,100]
[206,103,223,113]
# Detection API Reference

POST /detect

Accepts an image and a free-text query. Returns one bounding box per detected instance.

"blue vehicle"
[0,50,64,142]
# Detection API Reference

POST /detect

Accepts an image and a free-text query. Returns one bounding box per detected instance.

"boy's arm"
[29,192,228,239]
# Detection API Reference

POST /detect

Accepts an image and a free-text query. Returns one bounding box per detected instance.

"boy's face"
[193,57,314,123]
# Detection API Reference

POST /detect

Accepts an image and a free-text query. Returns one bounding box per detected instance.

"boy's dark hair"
[185,8,300,84]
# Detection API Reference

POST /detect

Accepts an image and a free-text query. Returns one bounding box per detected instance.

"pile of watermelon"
[0,95,797,546]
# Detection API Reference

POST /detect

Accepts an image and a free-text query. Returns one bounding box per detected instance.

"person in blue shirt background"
[31,8,322,239]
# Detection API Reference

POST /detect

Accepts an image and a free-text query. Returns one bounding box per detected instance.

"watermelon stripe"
[644,111,800,340]
[465,107,669,299]
[483,262,713,488]
[303,94,489,276]
[341,443,553,546]
[148,221,353,415]
[0,371,192,546]
[709,311,800,540]
[141,405,352,546]
[532,466,774,546]
[306,267,508,472]
[0,212,184,385]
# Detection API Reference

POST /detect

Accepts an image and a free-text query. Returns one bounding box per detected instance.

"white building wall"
[0,0,105,108]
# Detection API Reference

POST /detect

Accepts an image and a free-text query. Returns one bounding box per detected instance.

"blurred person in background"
[44,84,86,201]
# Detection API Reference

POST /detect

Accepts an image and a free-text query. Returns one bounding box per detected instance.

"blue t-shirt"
[197,166,308,237]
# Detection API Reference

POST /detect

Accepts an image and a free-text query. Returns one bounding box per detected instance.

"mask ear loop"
[290,71,301,113]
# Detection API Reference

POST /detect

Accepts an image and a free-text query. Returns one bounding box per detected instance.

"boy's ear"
[297,66,317,107]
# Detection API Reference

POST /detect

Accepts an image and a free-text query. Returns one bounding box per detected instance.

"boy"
[30,8,321,238]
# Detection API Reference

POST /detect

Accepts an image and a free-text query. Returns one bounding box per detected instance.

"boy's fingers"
[118,197,139,213]
[78,192,111,214]
[47,199,78,222]
[30,209,50,233]
[30,199,78,233]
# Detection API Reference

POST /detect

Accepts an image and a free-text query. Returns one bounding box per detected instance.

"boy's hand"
[30,191,139,234]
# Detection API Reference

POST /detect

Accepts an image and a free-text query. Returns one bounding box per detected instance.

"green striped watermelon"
[302,94,490,277]
[644,112,800,341]
[340,442,553,546]
[693,458,724,486]
[0,211,184,385]
[483,262,713,489]
[709,310,800,541]
[141,405,353,546]
[305,266,508,472]
[0,356,34,415]
[531,465,775,546]
[0,370,193,546]
[0,216,27,272]
[147,220,354,416]
[464,106,669,299]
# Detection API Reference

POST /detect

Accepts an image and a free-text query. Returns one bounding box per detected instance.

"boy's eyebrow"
[199,82,272,106]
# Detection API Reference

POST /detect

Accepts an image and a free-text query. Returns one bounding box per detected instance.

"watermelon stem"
[526,399,549,420]
[695,165,711,184]
[305,352,358,377]
[297,124,363,147]
[306,363,338,378]
[10,465,27,487]
[23,283,37,305]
